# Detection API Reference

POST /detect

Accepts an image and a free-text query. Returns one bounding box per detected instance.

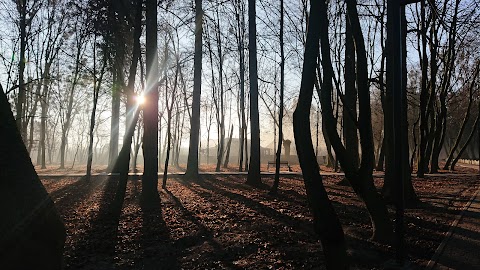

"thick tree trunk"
[343,14,359,169]
[1,85,65,269]
[246,0,261,186]
[317,0,393,243]
[143,0,159,204]
[383,6,419,206]
[293,2,348,267]
[185,0,203,179]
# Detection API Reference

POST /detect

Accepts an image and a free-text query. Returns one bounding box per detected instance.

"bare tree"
[185,0,203,179]
[143,0,159,204]
[246,0,262,186]
[292,1,348,267]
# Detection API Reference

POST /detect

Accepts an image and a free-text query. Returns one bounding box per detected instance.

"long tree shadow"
[184,176,389,268]
[139,189,180,270]
[68,175,123,269]
[163,188,240,269]
[47,178,88,201]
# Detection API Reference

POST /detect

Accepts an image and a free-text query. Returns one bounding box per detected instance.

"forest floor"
[36,162,479,175]
[41,166,479,269]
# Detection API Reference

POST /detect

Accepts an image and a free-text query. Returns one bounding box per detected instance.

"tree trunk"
[108,72,121,170]
[15,1,27,141]
[417,0,429,178]
[143,0,159,204]
[383,6,419,207]
[444,63,480,170]
[292,2,348,267]
[0,84,65,269]
[223,125,234,168]
[246,0,261,186]
[318,0,394,243]
[343,13,359,169]
[271,0,285,194]
[451,105,480,170]
[431,0,460,173]
[185,0,203,179]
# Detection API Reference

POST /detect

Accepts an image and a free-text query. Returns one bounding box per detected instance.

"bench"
[267,161,292,172]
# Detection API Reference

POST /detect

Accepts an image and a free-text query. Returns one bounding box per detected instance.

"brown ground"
[35,161,479,175]
[41,170,479,269]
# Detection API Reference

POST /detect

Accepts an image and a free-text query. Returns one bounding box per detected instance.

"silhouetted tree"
[0,83,65,269]
[318,0,394,243]
[293,1,348,268]
[270,0,285,194]
[185,0,203,179]
[246,0,261,186]
[143,0,159,203]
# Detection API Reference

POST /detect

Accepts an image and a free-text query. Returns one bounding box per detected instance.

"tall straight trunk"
[343,13,359,169]
[383,6,419,206]
[27,84,41,154]
[162,58,179,188]
[1,83,65,270]
[143,0,159,203]
[162,110,173,188]
[417,0,429,177]
[292,1,348,267]
[86,44,108,180]
[16,1,27,141]
[108,72,121,170]
[185,0,203,179]
[60,80,76,169]
[246,0,261,186]
[431,0,460,172]
[223,125,234,168]
[271,0,285,194]
[377,5,387,173]
[215,11,225,173]
[323,120,335,168]
[38,76,50,169]
[234,0,247,172]
[423,8,438,172]
[376,137,385,171]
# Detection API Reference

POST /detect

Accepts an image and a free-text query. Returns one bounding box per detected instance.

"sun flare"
[135,94,145,105]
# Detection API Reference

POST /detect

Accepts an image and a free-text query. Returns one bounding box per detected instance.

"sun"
[135,94,145,105]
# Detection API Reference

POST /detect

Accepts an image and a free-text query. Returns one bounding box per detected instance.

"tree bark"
[444,62,480,170]
[293,2,348,267]
[185,0,203,179]
[246,0,261,186]
[0,84,65,269]
[223,125,234,168]
[15,0,27,141]
[271,0,285,194]
[343,13,359,169]
[318,0,394,243]
[143,0,159,204]
[451,105,480,170]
